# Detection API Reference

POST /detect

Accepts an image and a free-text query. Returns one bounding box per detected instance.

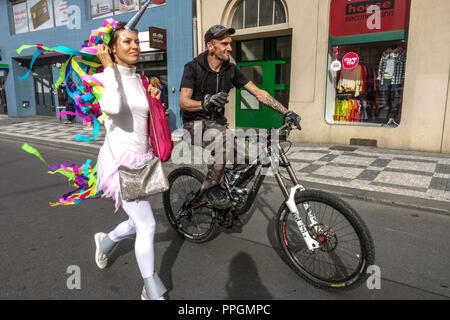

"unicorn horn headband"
[125,0,153,30]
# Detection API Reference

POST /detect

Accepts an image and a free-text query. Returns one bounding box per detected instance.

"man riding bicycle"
[179,25,301,210]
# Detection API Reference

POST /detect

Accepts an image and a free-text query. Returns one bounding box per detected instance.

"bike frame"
[225,124,320,251]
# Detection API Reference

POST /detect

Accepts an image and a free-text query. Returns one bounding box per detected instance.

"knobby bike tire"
[276,189,375,290]
[162,167,218,243]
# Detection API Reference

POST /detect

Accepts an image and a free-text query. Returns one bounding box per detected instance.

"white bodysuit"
[94,63,158,281]
[93,63,150,153]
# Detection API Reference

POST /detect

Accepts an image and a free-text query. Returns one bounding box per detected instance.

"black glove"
[202,92,228,112]
[284,111,302,130]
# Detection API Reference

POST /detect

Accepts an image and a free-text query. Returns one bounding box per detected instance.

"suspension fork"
[277,144,319,221]
[272,144,320,251]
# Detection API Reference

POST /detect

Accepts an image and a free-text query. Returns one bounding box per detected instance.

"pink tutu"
[96,144,155,212]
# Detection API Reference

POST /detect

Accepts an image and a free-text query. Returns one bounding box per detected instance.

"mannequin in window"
[377,46,406,127]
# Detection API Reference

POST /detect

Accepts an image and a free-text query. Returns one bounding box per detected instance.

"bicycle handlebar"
[279,118,301,132]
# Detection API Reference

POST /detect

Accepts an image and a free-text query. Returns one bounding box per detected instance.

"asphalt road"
[1,137,449,301]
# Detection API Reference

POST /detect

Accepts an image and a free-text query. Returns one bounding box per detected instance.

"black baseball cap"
[204,25,235,44]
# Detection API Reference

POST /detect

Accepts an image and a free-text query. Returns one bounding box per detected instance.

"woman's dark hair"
[107,21,138,62]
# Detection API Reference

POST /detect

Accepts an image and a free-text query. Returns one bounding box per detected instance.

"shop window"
[9,0,166,33]
[326,41,407,127]
[11,0,57,34]
[90,0,166,20]
[231,0,286,30]
[326,0,411,128]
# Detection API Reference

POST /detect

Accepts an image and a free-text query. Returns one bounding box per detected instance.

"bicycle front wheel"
[162,167,217,243]
[277,189,375,289]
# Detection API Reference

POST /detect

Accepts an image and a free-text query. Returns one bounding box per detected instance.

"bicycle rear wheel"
[163,167,217,243]
[276,189,375,289]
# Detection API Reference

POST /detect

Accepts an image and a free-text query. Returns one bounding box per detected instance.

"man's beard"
[218,52,230,61]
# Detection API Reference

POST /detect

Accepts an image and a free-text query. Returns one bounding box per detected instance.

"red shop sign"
[342,52,359,69]
[330,0,411,37]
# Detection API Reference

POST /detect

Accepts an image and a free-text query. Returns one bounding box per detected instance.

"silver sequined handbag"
[106,135,169,202]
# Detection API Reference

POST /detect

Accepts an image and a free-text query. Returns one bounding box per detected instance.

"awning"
[13,52,70,69]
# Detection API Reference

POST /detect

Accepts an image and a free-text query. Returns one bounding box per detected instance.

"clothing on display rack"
[334,59,374,123]
[333,95,371,123]
[336,63,373,97]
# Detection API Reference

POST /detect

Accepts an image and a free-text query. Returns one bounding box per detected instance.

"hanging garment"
[378,47,406,86]
[359,98,369,122]
[337,65,363,96]
[334,100,341,121]
[354,100,361,122]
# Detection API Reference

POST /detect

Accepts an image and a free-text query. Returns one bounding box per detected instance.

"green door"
[236,36,291,129]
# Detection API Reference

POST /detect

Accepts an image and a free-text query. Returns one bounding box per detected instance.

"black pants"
[66,103,75,122]
[378,79,403,119]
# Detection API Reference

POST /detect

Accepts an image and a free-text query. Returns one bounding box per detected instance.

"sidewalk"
[1,115,449,214]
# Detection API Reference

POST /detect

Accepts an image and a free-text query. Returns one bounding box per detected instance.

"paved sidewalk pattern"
[0,120,105,151]
[288,145,450,203]
[1,116,449,211]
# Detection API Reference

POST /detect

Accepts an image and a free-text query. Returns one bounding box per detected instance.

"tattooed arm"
[243,81,288,115]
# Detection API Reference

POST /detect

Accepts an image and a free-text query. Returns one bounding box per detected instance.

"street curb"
[0,133,101,155]
[1,134,449,216]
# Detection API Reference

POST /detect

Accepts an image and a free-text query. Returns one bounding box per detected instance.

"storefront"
[198,0,450,153]
[326,0,411,128]
[13,53,70,116]
[137,26,169,112]
[2,0,192,128]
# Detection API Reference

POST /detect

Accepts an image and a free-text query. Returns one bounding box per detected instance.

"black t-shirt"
[180,51,249,124]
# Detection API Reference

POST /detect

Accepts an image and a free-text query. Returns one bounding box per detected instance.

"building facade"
[0,0,195,130]
[196,0,450,153]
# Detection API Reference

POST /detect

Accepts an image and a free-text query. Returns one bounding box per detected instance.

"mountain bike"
[162,123,375,289]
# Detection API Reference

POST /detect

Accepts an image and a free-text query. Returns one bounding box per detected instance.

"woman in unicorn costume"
[92,2,168,300]
[18,1,167,300]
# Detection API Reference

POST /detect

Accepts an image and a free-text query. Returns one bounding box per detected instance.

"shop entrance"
[0,77,7,115]
[33,64,56,115]
[136,51,168,111]
[235,36,291,129]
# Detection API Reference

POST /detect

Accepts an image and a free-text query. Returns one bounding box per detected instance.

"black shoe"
[203,185,231,209]
[231,215,242,229]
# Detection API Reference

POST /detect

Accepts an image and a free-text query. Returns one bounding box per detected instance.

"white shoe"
[141,286,166,300]
[94,232,109,269]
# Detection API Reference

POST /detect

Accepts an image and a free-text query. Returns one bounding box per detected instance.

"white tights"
[108,197,156,279]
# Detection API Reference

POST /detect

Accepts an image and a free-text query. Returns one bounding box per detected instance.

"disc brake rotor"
[308,223,338,252]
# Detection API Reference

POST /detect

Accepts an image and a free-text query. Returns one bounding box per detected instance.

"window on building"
[231,0,286,30]
[326,0,411,128]
[9,0,166,34]
[326,41,407,127]
[10,0,80,34]
[11,0,59,34]
[90,0,166,20]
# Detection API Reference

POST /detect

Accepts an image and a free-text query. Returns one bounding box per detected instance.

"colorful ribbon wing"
[16,19,122,207]
[21,143,102,206]
[15,18,118,138]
